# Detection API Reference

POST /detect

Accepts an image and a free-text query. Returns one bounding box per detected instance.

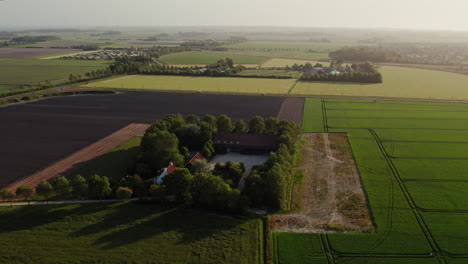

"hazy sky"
[1,0,468,31]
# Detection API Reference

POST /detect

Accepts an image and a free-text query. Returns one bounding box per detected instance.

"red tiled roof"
[214,133,277,149]
[166,164,176,174]
[187,152,205,165]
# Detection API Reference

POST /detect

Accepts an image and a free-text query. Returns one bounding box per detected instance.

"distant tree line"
[329,46,401,62]
[0,35,61,46]
[300,61,383,83]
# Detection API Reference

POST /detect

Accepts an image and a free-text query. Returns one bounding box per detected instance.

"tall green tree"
[88,175,111,200]
[163,113,185,132]
[0,189,14,206]
[264,117,279,135]
[140,130,184,171]
[217,114,233,133]
[116,187,133,199]
[70,174,88,199]
[54,176,71,197]
[248,116,265,134]
[164,168,193,203]
[36,180,54,201]
[16,186,33,205]
[233,119,248,133]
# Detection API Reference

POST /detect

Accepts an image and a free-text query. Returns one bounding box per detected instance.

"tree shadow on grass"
[0,202,113,233]
[84,205,253,250]
[63,145,140,182]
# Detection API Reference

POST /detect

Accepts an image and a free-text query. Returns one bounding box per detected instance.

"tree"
[127,174,144,197]
[201,140,215,159]
[264,117,279,135]
[16,186,33,205]
[226,58,234,68]
[248,116,265,134]
[217,114,233,133]
[140,130,184,171]
[0,189,14,206]
[163,113,185,132]
[70,174,88,199]
[36,180,54,201]
[233,119,248,133]
[54,176,71,197]
[164,168,193,202]
[202,114,217,130]
[176,123,201,149]
[116,187,133,199]
[190,159,211,174]
[186,114,201,125]
[88,175,111,200]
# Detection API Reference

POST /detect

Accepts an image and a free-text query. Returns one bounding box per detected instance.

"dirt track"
[271,133,373,233]
[5,123,149,191]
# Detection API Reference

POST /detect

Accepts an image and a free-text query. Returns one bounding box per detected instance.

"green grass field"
[0,59,110,94]
[290,65,468,100]
[83,75,297,94]
[0,202,263,264]
[158,51,268,65]
[274,98,468,263]
[71,136,142,182]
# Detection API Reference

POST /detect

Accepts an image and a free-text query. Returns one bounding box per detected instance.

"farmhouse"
[154,163,176,184]
[214,133,277,154]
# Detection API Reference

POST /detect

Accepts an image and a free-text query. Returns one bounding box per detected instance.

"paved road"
[0,198,139,207]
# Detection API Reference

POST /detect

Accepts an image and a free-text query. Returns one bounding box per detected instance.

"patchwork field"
[222,41,360,52]
[83,75,297,94]
[275,98,468,263]
[0,59,110,94]
[290,65,468,100]
[235,69,302,78]
[0,202,263,264]
[158,51,268,65]
[0,92,284,187]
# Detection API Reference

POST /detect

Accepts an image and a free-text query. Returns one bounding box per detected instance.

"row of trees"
[0,175,113,204]
[301,71,383,83]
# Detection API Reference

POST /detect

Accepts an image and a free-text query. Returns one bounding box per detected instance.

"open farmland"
[83,75,297,94]
[0,48,83,59]
[274,98,468,263]
[0,202,263,264]
[290,65,468,100]
[235,69,302,78]
[222,41,360,53]
[0,59,110,94]
[0,92,284,187]
[158,51,268,65]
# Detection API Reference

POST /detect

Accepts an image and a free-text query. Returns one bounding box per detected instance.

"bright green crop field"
[290,66,468,100]
[0,202,263,264]
[158,51,268,65]
[275,98,468,263]
[83,75,297,94]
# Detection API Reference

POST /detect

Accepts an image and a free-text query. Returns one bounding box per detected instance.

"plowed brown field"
[5,123,149,191]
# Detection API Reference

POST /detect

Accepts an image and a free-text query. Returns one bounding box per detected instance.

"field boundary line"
[3,123,150,192]
[369,129,442,255]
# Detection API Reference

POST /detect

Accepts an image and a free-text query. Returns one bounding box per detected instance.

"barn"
[213,133,277,154]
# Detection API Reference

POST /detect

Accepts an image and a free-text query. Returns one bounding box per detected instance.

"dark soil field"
[0,92,285,187]
[0,48,81,59]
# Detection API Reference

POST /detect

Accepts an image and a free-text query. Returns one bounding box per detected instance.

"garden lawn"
[290,66,468,100]
[83,75,297,94]
[158,51,268,65]
[0,202,263,264]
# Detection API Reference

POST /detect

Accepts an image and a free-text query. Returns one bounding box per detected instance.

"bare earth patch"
[271,133,374,233]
